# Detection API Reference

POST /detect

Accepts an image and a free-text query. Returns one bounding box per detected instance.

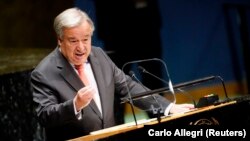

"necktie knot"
[75,64,89,85]
[74,65,83,71]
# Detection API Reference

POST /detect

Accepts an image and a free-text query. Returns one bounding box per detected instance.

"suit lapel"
[60,65,83,92]
[55,48,83,92]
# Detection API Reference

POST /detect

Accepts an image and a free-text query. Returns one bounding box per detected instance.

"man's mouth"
[76,53,84,56]
[75,53,85,60]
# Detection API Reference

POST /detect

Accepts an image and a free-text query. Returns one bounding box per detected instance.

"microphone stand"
[129,71,163,123]
[138,66,197,107]
[121,67,138,126]
[121,58,174,124]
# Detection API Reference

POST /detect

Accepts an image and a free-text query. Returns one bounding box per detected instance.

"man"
[30,7,194,141]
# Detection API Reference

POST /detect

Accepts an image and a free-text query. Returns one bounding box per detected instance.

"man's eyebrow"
[68,37,77,40]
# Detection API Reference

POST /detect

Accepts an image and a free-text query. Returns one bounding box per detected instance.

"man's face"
[58,21,92,65]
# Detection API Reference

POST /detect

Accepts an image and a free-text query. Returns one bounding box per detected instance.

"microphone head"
[129,71,135,77]
[138,66,146,73]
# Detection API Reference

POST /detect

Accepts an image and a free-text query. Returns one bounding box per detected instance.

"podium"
[69,96,250,141]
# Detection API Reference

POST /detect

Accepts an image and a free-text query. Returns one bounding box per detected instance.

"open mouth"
[75,52,85,60]
[75,52,84,57]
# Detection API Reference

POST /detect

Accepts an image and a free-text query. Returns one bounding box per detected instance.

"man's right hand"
[74,86,95,112]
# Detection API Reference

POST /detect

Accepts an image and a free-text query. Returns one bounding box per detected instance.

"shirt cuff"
[164,103,174,116]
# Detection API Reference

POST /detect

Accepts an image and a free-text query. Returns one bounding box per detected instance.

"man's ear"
[57,38,62,46]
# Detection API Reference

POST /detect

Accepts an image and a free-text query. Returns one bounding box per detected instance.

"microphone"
[138,66,196,106]
[121,58,179,125]
[129,71,146,89]
[129,70,164,122]
[138,67,231,107]
[138,66,168,84]
[121,58,176,104]
[121,74,230,108]
[138,66,174,95]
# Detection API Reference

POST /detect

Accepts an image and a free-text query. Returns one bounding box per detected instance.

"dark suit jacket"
[31,47,170,140]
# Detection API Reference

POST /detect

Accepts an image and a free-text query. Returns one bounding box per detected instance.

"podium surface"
[69,97,250,141]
